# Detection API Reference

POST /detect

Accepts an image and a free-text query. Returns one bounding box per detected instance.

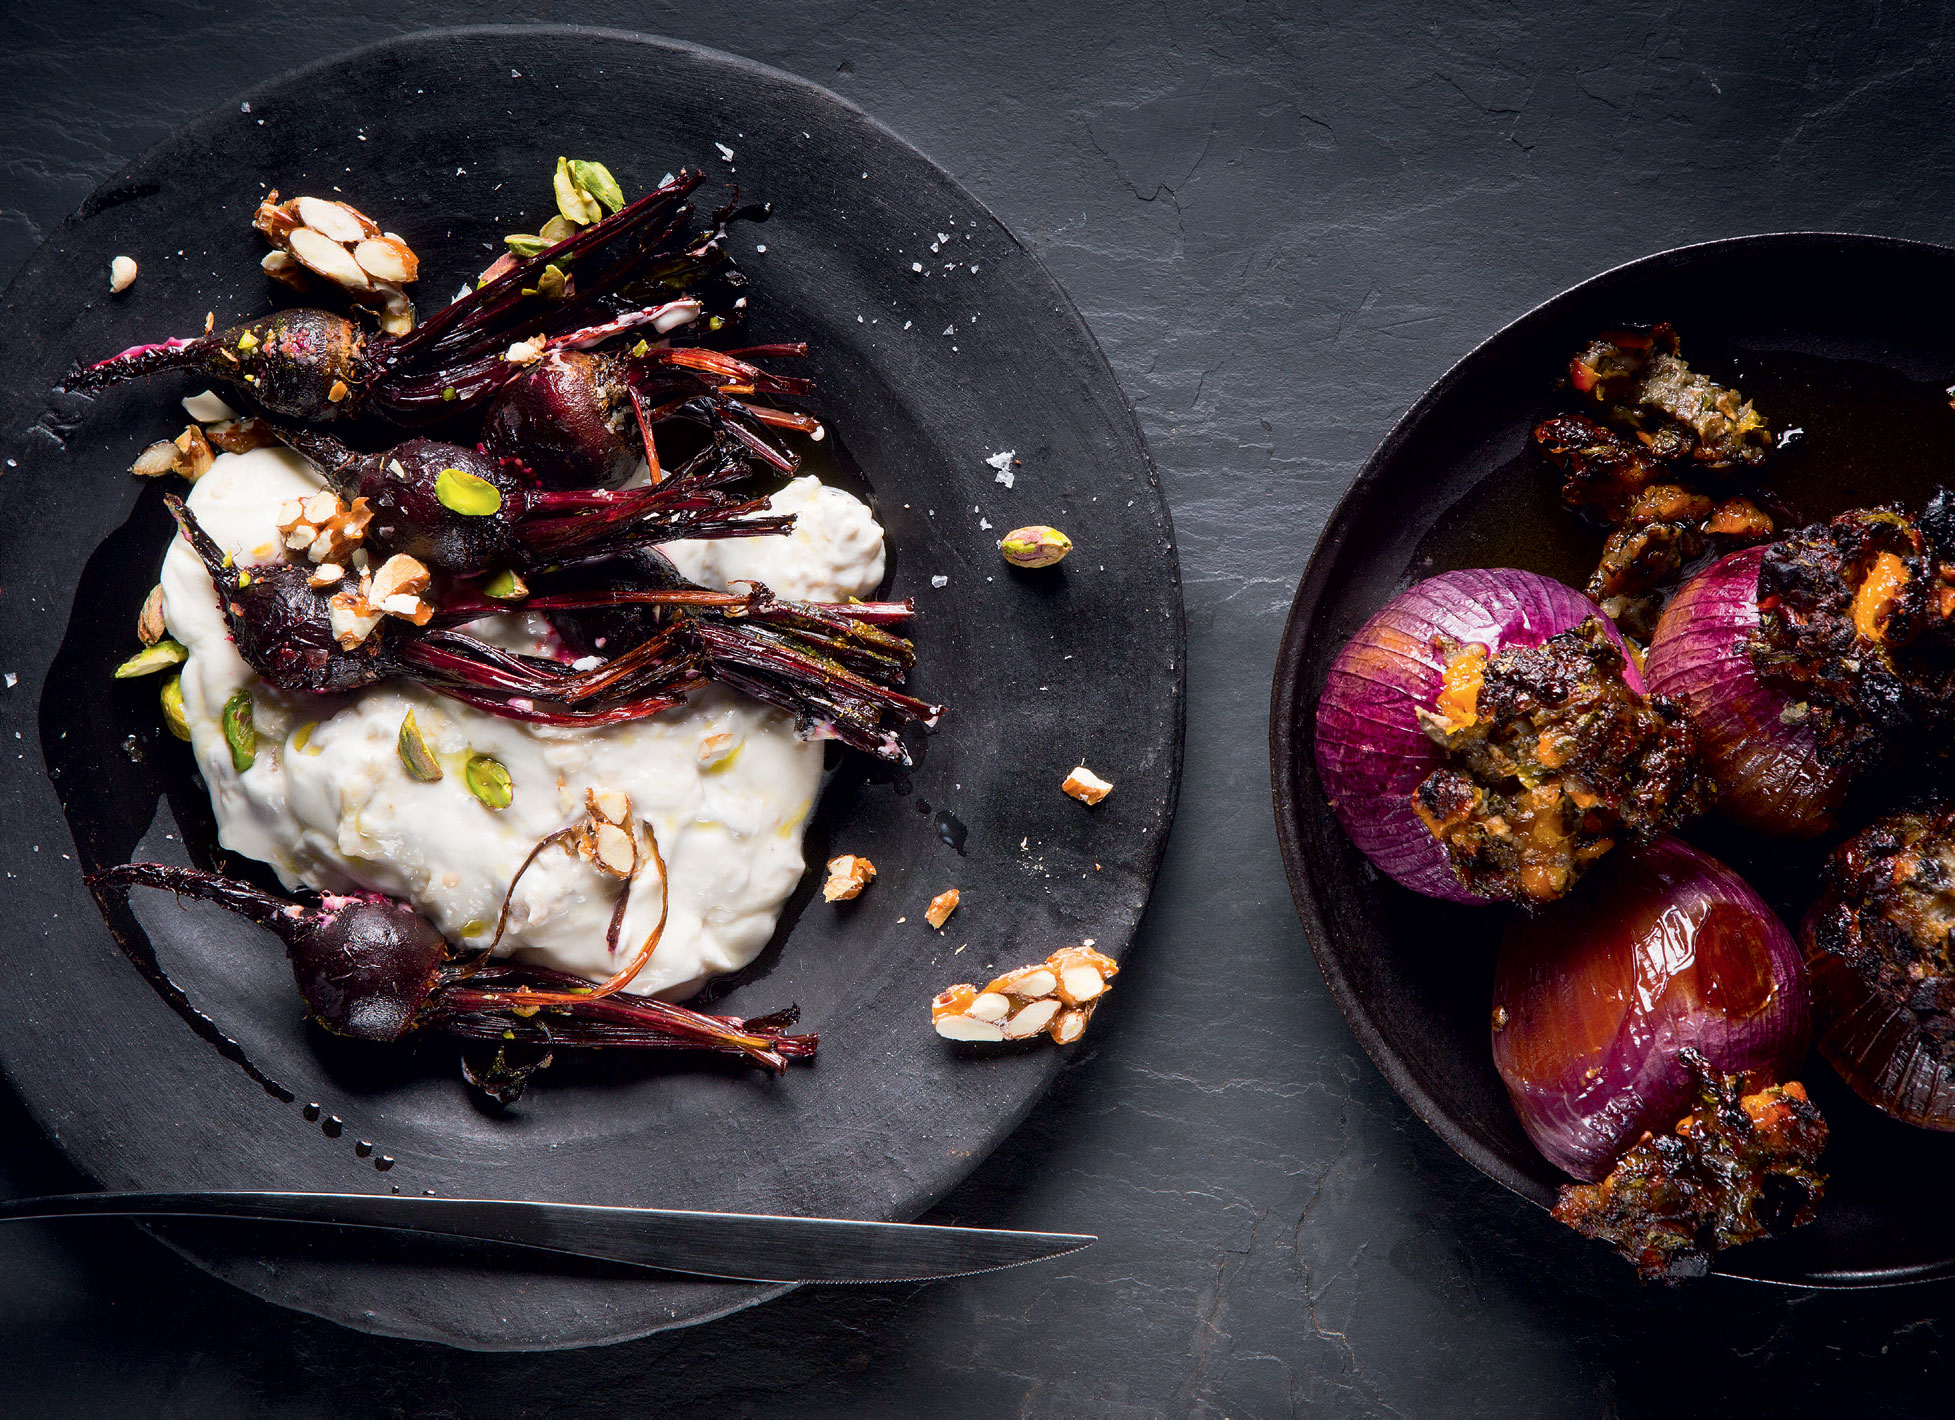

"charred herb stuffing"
[1533,324,1777,638]
[1411,618,1713,907]
[1568,322,1773,472]
[1748,493,1955,774]
[1552,1048,1827,1283]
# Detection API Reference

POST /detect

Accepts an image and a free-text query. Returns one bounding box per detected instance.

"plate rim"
[1267,229,1955,1289]
[0,21,1186,1345]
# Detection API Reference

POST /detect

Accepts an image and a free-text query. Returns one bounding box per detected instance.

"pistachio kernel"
[568,159,625,214]
[553,156,603,226]
[483,568,529,601]
[160,675,191,742]
[221,688,256,771]
[465,752,513,809]
[397,708,443,782]
[538,214,578,243]
[502,233,552,257]
[435,467,503,516]
[1000,525,1073,569]
[114,639,187,679]
[524,263,568,301]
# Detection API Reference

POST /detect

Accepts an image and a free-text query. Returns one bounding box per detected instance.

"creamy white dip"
[162,448,884,999]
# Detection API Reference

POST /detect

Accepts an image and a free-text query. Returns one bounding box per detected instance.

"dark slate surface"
[1,1,1951,1414]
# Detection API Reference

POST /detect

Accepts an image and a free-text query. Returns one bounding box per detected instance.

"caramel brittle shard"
[931,945,1117,1047]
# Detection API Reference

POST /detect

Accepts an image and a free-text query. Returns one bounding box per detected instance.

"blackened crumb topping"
[1412,618,1713,906]
[1805,807,1955,1068]
[1552,1049,1826,1283]
[1749,497,1955,772]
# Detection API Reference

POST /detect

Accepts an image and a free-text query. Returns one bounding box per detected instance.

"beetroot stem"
[89,863,293,933]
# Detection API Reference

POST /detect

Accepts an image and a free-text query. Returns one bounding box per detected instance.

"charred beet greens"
[1410,618,1713,906]
[1551,1048,1826,1283]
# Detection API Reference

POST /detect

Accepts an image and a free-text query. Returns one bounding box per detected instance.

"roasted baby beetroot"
[64,176,710,424]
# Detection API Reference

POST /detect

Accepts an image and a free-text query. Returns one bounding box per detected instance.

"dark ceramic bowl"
[1271,232,1955,1289]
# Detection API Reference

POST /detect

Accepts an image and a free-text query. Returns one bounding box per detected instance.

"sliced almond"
[1050,1006,1091,1044]
[297,195,376,244]
[284,524,317,551]
[986,966,1058,1000]
[1002,998,1062,1039]
[328,589,383,648]
[967,992,1012,1023]
[181,389,239,423]
[590,787,631,825]
[129,440,179,478]
[1058,965,1107,1005]
[697,731,740,767]
[109,255,138,293]
[307,563,345,588]
[590,822,637,877]
[353,235,419,284]
[260,249,308,290]
[303,489,340,523]
[369,552,431,603]
[935,1014,1006,1043]
[287,225,372,290]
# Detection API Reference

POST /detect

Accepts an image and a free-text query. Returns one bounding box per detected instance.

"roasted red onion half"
[1491,837,1810,1181]
[1644,546,1847,837]
[1801,807,1955,1131]
[1314,569,1640,902]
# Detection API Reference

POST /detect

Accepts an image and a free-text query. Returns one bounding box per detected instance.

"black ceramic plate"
[1272,233,1955,1289]
[0,27,1182,1348]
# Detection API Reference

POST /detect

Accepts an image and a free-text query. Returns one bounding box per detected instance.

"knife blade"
[0,1191,1095,1284]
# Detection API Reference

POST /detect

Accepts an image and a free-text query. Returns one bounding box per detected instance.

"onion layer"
[1314,569,1639,902]
[1644,545,1847,838]
[1491,837,1810,1181]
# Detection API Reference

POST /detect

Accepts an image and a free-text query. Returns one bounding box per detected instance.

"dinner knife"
[0,1191,1094,1284]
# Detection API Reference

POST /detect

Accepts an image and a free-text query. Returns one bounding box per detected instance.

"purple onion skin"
[1492,837,1810,1181]
[1313,568,1642,903]
[1644,545,1847,839]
